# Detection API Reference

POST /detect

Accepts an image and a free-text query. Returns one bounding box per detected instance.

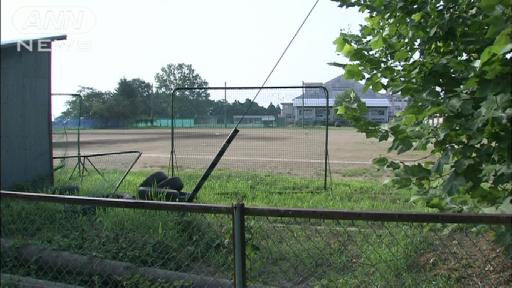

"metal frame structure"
[2,191,510,224]
[169,86,330,200]
[53,151,142,193]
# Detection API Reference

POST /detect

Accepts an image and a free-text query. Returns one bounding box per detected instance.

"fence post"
[232,202,246,288]
[324,88,329,190]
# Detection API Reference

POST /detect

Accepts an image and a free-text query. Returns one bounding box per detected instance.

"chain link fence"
[1,193,233,287]
[245,217,511,287]
[1,191,510,287]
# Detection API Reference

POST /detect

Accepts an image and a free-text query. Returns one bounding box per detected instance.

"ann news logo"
[12,6,95,52]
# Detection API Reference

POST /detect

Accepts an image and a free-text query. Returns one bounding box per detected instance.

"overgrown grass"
[332,166,390,179]
[57,168,427,212]
[5,169,500,287]
[1,200,231,287]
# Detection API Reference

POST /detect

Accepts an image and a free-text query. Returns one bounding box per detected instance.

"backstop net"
[169,86,331,197]
[50,86,330,198]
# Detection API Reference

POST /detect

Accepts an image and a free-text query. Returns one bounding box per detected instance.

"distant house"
[360,99,391,123]
[282,76,406,125]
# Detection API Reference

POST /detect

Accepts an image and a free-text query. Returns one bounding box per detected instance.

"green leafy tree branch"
[332,0,511,212]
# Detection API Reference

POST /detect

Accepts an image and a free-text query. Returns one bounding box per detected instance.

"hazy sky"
[1,0,364,100]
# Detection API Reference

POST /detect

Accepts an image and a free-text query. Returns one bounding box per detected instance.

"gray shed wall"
[1,46,52,189]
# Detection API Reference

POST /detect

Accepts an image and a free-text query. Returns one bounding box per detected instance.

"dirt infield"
[53,127,427,177]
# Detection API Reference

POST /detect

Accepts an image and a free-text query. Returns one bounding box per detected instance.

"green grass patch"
[1,200,231,287]
[53,168,426,212]
[332,166,389,179]
[7,169,495,287]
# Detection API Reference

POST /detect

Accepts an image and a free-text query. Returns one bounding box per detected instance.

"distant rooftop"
[362,98,391,107]
[292,98,390,108]
[295,76,389,100]
[233,115,276,121]
[303,82,323,87]
[1,35,67,49]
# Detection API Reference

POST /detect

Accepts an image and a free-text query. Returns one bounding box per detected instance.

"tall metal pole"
[170,90,175,177]
[150,86,154,127]
[224,81,227,129]
[302,81,305,129]
[77,95,82,176]
[324,88,329,190]
[187,128,239,202]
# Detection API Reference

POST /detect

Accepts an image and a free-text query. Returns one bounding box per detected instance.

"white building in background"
[389,95,408,118]
[281,76,407,125]
[280,102,294,123]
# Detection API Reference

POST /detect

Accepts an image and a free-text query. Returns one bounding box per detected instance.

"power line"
[235,0,320,126]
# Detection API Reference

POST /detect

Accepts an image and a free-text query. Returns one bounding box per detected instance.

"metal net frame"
[168,86,331,197]
[53,151,142,194]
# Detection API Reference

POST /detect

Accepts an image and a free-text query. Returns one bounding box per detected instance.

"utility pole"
[150,86,154,127]
[224,81,227,129]
[302,81,305,129]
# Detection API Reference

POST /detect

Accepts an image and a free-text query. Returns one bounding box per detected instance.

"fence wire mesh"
[245,216,511,288]
[2,192,509,287]
[1,198,234,287]
[171,87,330,195]
[51,87,330,197]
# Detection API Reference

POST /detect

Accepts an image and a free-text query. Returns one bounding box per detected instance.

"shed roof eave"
[1,34,67,49]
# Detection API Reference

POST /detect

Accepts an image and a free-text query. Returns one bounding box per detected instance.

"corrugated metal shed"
[1,35,66,189]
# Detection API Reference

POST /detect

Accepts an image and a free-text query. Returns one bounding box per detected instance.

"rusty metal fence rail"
[1,191,511,287]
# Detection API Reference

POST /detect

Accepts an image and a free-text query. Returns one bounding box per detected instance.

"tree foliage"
[209,100,281,123]
[111,78,153,121]
[155,63,210,119]
[61,63,282,126]
[332,0,511,212]
[63,78,153,122]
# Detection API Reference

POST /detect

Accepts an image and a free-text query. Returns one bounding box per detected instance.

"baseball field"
[52,127,427,179]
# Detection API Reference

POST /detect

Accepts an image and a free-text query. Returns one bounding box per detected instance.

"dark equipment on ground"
[138,171,189,202]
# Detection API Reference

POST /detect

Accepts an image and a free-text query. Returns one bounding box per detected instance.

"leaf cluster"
[333,0,511,212]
